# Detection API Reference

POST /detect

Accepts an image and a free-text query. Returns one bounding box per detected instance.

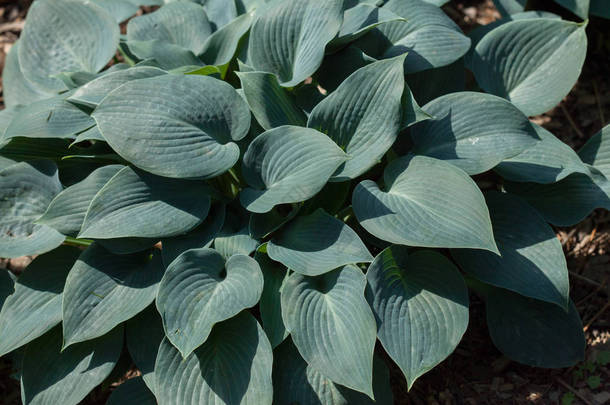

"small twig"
[560,104,586,139]
[0,20,24,33]
[555,377,593,405]
[592,81,606,126]
[576,276,608,307]
[583,301,610,332]
[569,271,603,288]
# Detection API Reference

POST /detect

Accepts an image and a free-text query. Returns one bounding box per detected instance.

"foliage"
[0,0,607,403]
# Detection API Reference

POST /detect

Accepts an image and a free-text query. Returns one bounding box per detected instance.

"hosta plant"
[0,0,608,404]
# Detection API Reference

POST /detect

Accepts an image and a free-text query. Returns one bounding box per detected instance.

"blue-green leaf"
[0,161,65,258]
[255,249,290,348]
[127,2,212,55]
[126,305,164,395]
[366,246,469,389]
[0,247,81,357]
[308,56,411,180]
[154,312,273,405]
[37,165,123,236]
[247,0,344,87]
[486,286,585,368]
[579,124,610,178]
[68,67,166,109]
[21,325,123,405]
[79,166,211,239]
[237,71,307,130]
[452,192,569,308]
[505,170,610,226]
[156,248,263,358]
[411,92,539,175]
[62,245,164,347]
[281,266,377,398]
[471,18,587,116]
[2,41,51,108]
[273,339,394,405]
[162,203,226,266]
[4,95,95,141]
[353,155,498,252]
[93,74,250,179]
[18,0,119,92]
[199,12,254,66]
[495,124,589,184]
[240,126,348,213]
[267,209,373,276]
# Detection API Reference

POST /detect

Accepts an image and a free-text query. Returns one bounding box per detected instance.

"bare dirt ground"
[0,1,608,404]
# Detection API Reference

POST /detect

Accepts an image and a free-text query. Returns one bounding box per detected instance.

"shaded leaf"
[486,287,585,368]
[155,312,273,405]
[37,165,123,236]
[579,124,610,178]
[106,377,156,405]
[126,305,164,395]
[452,192,569,308]
[62,244,164,347]
[21,325,123,405]
[200,11,254,66]
[267,209,373,276]
[0,247,80,356]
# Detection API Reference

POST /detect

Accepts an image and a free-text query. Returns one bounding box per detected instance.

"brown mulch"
[0,1,608,404]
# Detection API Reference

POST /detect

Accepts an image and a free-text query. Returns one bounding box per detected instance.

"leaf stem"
[63,236,93,248]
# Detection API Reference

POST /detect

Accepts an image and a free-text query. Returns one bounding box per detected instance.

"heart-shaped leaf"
[273,339,394,405]
[240,126,348,213]
[237,71,307,130]
[410,92,539,175]
[126,305,164,395]
[366,246,469,389]
[156,248,263,357]
[4,95,95,140]
[37,165,123,236]
[162,203,226,266]
[281,265,377,398]
[247,0,344,87]
[267,209,373,276]
[214,206,259,259]
[79,166,211,239]
[452,192,569,308]
[255,249,290,348]
[127,2,213,55]
[18,0,119,92]
[68,67,166,109]
[356,0,470,73]
[495,124,589,184]
[308,56,413,180]
[93,74,250,179]
[0,247,81,357]
[471,18,587,116]
[154,312,273,405]
[352,155,498,252]
[579,124,610,178]
[486,286,585,368]
[21,325,123,405]
[62,244,164,347]
[0,161,65,258]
